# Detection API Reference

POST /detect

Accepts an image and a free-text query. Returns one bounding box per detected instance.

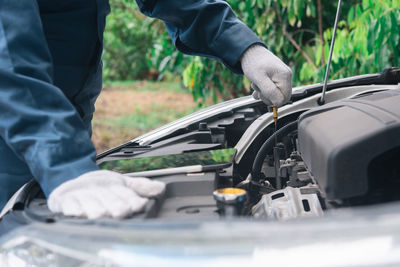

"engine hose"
[251,120,298,180]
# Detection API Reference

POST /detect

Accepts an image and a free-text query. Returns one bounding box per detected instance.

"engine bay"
[18,82,400,223]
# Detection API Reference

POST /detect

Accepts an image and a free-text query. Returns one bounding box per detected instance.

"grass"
[92,80,201,153]
[100,104,198,131]
[103,80,188,94]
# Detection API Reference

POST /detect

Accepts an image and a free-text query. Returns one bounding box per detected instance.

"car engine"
[247,89,400,221]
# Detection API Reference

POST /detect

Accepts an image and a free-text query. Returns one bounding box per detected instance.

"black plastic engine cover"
[298,89,400,199]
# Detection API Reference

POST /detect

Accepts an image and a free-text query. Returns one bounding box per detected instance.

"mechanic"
[0,0,292,225]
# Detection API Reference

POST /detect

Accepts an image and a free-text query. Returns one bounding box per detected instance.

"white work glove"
[48,170,165,219]
[241,44,292,107]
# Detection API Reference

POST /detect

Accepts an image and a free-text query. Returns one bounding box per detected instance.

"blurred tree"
[103,0,189,81]
[104,0,400,103]
[103,0,153,80]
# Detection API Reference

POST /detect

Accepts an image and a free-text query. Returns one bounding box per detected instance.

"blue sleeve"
[135,0,264,74]
[0,0,99,197]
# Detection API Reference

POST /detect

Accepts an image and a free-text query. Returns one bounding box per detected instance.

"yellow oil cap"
[213,187,247,204]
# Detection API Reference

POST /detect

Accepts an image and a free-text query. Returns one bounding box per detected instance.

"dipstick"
[272,106,278,146]
[271,106,281,189]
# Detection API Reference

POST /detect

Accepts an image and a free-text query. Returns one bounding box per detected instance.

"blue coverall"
[0,0,262,213]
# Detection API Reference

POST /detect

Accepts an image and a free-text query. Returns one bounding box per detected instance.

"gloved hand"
[241,44,292,107]
[48,170,165,219]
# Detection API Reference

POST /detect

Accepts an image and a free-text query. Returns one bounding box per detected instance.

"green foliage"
[103,1,152,80]
[104,0,400,103]
[183,0,400,103]
[103,0,187,81]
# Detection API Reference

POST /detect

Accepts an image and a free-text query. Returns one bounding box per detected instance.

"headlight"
[0,235,111,267]
[0,222,253,267]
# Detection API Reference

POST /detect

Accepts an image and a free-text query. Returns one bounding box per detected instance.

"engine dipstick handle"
[272,106,278,126]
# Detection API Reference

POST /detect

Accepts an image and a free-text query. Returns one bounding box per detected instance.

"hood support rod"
[319,0,343,105]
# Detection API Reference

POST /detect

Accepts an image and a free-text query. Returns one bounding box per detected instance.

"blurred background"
[92,0,399,153]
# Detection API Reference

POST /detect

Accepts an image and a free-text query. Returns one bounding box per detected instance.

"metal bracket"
[252,186,323,221]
